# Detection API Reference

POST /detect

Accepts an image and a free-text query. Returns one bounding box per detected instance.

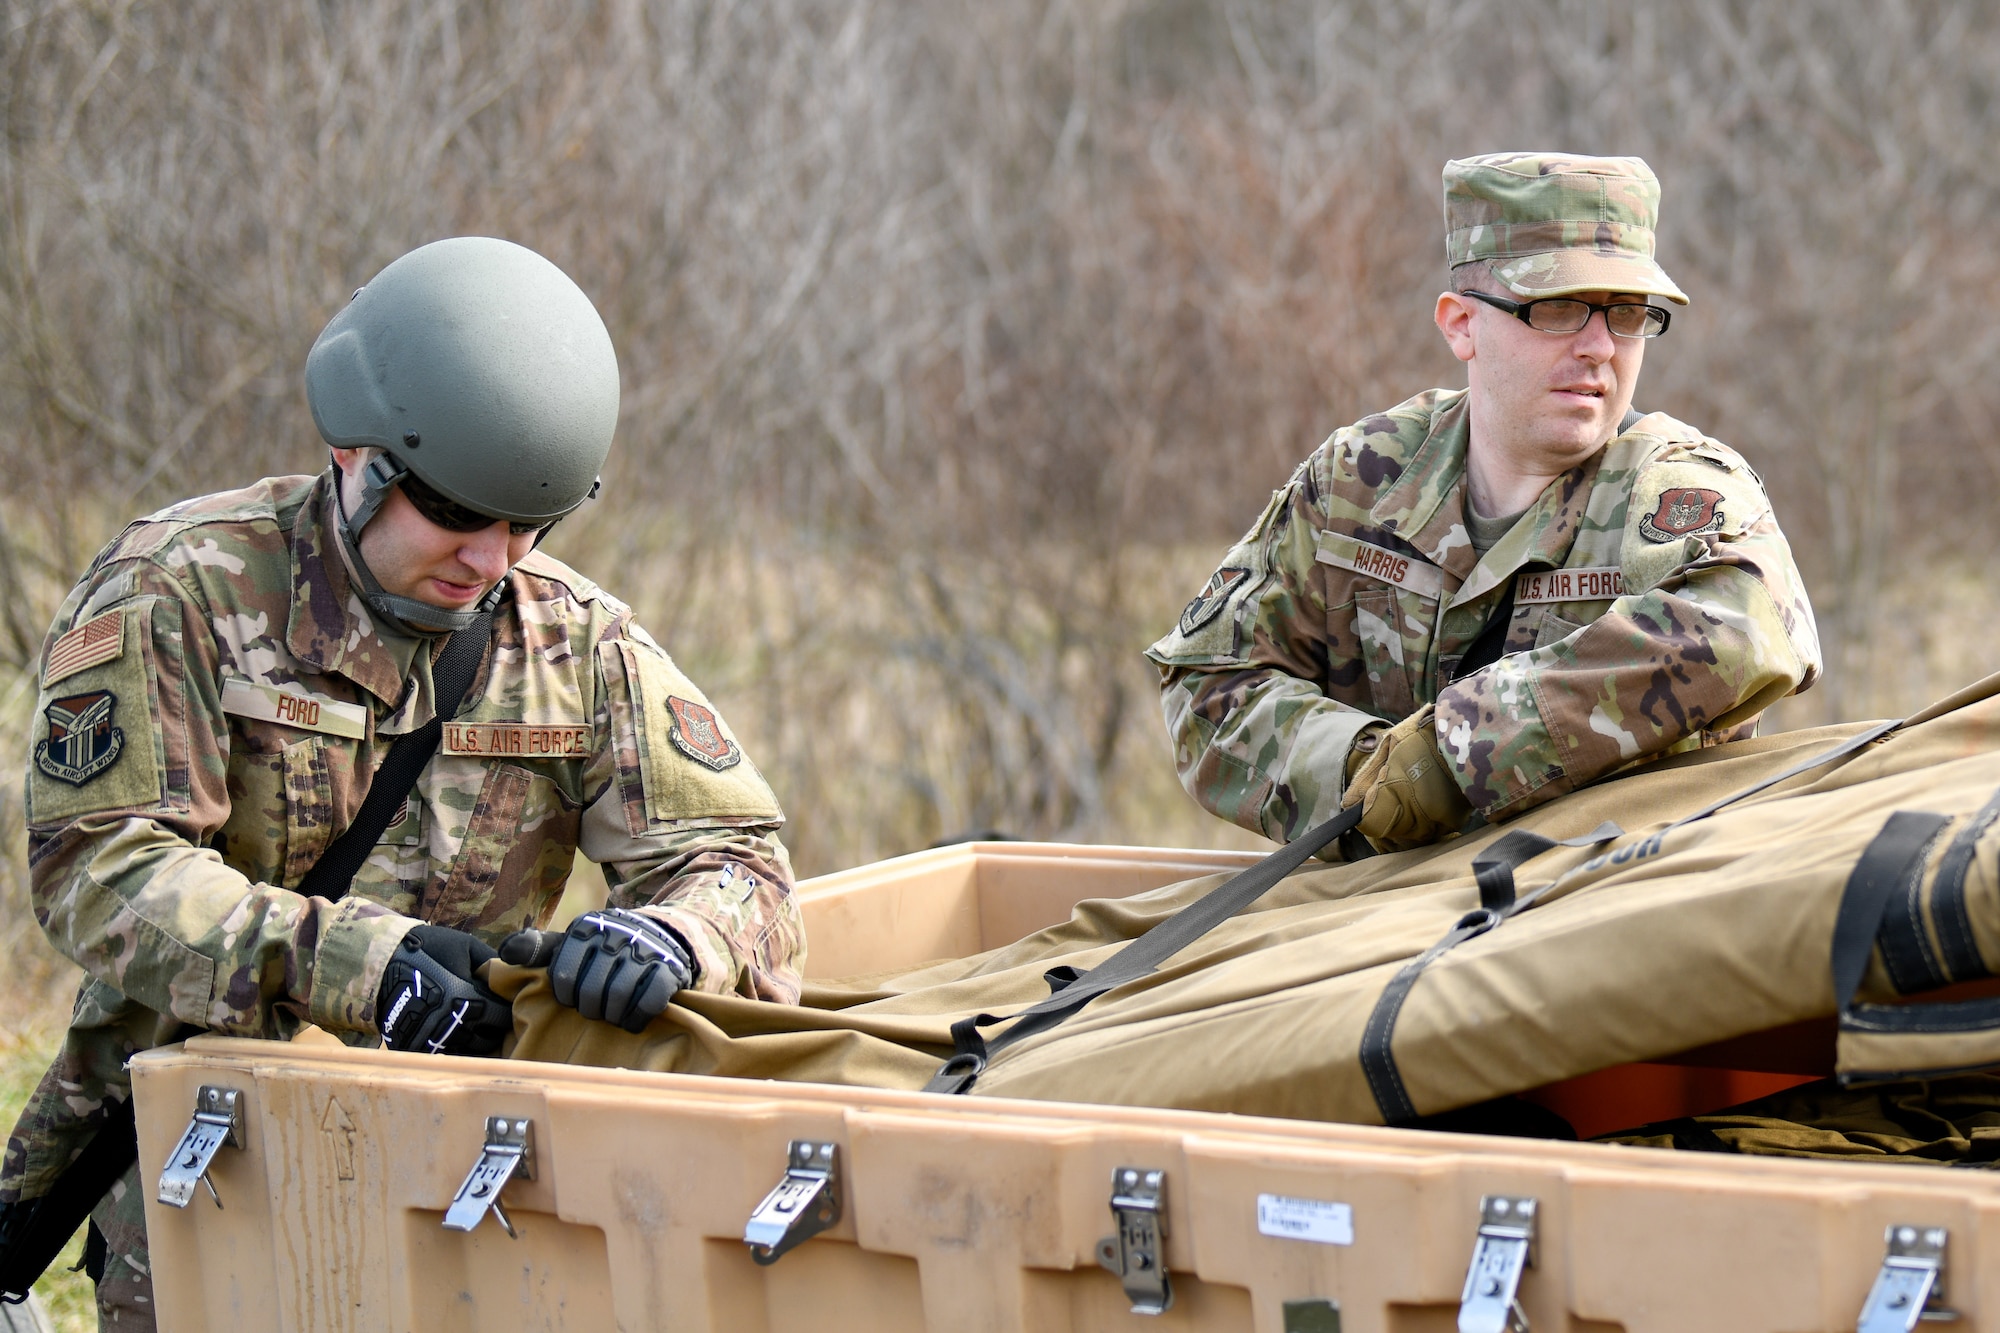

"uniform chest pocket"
[219,735,333,888]
[1352,585,1423,718]
[420,760,582,932]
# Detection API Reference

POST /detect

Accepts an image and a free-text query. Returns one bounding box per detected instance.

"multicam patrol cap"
[1444,152,1689,305]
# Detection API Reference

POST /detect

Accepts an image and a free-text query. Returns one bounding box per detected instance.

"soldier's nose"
[457,521,515,581]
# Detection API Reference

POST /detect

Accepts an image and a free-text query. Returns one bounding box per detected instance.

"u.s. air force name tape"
[1514,566,1624,603]
[220,677,369,739]
[1314,532,1448,599]
[442,723,593,757]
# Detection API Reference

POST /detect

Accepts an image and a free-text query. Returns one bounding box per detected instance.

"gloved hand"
[1340,705,1473,852]
[375,924,513,1056]
[500,907,696,1033]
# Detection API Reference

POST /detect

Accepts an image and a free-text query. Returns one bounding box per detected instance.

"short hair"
[1450,260,1499,295]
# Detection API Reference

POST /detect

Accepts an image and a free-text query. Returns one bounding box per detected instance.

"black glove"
[501,908,695,1033]
[375,924,513,1056]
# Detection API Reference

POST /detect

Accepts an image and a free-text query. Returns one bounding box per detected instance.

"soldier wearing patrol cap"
[0,237,803,1326]
[1149,153,1821,854]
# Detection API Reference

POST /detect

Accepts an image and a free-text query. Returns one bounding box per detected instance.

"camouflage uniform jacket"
[1147,388,1822,843]
[4,471,802,1203]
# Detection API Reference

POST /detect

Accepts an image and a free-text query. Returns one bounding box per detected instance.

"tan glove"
[1340,705,1472,852]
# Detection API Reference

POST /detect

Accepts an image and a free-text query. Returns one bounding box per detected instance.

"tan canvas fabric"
[498,672,2000,1123]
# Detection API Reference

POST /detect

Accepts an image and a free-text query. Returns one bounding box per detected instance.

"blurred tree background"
[4,0,2000,1036]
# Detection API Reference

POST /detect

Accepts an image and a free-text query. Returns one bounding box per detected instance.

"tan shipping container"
[134,843,1998,1332]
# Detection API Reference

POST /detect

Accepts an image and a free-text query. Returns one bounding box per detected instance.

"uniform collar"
[1449,448,1607,606]
[1371,390,1478,582]
[285,472,423,706]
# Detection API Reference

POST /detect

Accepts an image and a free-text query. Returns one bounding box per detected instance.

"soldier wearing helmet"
[0,238,802,1325]
[1150,154,1822,855]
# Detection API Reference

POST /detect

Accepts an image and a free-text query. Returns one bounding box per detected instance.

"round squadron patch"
[1639,487,1725,543]
[35,690,125,786]
[1178,567,1251,636]
[666,696,741,771]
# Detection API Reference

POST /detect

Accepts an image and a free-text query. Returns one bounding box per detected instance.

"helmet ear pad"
[305,237,621,527]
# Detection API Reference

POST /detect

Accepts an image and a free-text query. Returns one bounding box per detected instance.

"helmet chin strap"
[330,455,497,636]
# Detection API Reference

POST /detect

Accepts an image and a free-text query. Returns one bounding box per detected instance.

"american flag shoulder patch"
[44,610,127,686]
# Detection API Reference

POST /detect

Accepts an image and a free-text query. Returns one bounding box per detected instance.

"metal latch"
[443,1117,535,1238]
[1857,1225,1955,1331]
[157,1086,243,1210]
[1095,1166,1172,1316]
[1458,1195,1537,1333]
[743,1140,841,1265]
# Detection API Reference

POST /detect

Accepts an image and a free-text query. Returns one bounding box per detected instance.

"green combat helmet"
[305,236,621,633]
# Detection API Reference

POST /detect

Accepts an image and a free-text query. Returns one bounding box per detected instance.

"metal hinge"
[1095,1166,1172,1316]
[743,1140,842,1266]
[1857,1225,1956,1331]
[443,1117,535,1239]
[156,1086,244,1210]
[1458,1195,1538,1333]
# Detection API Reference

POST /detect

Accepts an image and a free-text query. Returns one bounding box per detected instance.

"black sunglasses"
[398,472,549,536]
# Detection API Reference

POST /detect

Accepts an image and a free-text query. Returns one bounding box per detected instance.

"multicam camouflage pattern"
[4,472,801,1238]
[1445,152,1688,304]
[1148,388,1820,845]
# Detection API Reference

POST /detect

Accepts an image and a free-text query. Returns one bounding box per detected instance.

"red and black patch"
[35,689,125,786]
[1638,487,1725,543]
[667,696,741,771]
[1178,566,1252,636]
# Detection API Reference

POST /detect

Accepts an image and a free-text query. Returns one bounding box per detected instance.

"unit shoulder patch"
[1178,567,1251,635]
[667,696,741,771]
[35,690,125,786]
[44,611,126,686]
[1638,487,1725,543]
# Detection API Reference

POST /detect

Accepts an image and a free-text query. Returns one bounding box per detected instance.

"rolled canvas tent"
[499,673,2000,1129]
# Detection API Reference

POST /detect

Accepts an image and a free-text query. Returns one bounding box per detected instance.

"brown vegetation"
[3,0,2000,1047]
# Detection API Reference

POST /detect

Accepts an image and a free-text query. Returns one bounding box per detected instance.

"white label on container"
[1256,1193,1354,1245]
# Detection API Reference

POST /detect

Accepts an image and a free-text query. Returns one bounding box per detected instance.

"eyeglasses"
[398,471,549,536]
[1465,290,1671,340]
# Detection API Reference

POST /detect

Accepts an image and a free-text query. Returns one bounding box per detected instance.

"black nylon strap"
[0,1096,135,1303]
[1825,808,2000,1085]
[923,802,1365,1094]
[295,613,493,902]
[1831,811,1952,1014]
[1358,715,1906,1124]
[1359,822,1623,1123]
[1925,785,2000,984]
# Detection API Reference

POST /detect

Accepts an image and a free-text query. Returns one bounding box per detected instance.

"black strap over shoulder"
[1,615,494,1300]
[296,612,493,901]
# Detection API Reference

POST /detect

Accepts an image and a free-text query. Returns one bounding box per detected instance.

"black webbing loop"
[1360,821,1623,1123]
[922,802,1365,1094]
[1358,716,1907,1124]
[1831,805,2000,1084]
[295,612,493,902]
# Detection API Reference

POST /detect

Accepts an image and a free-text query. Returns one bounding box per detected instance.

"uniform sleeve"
[577,629,805,1003]
[26,561,412,1041]
[1144,457,1383,845]
[1436,444,1822,819]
